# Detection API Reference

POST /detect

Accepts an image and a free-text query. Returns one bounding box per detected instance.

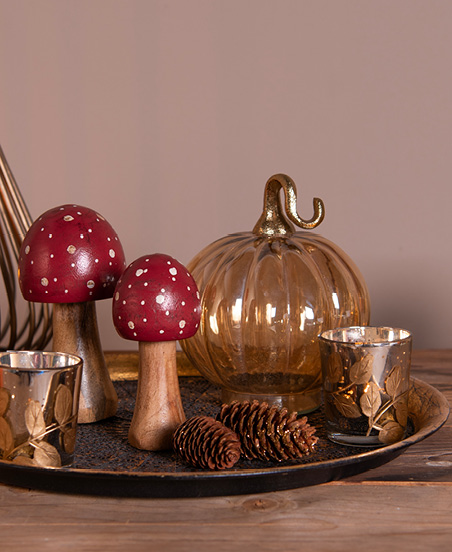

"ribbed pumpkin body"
[181,174,371,413]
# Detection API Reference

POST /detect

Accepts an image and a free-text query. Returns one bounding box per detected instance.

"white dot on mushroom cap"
[25,245,30,254]
[144,282,148,287]
[30,260,34,265]
[67,245,76,254]
[179,320,186,329]
[159,330,164,334]
[95,258,99,263]
[143,318,147,322]
[48,234,52,238]
[80,234,84,239]
[107,237,111,242]
[88,228,92,233]
[167,261,171,265]
[115,292,119,300]
[181,301,186,306]
[169,267,177,276]
[53,278,57,282]
[50,254,54,259]
[128,284,132,289]
[161,288,165,293]
[109,249,115,258]
[65,289,69,294]
[156,295,164,304]
[41,278,48,286]
[179,330,183,335]
[64,215,74,222]
[187,286,191,291]
[136,269,144,277]
[87,280,95,289]
[41,227,44,232]
[122,300,126,305]
[165,310,170,316]
[141,300,145,305]
[128,321,135,329]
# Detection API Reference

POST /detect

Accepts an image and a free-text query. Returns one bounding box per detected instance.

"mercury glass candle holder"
[0,351,83,467]
[319,326,412,446]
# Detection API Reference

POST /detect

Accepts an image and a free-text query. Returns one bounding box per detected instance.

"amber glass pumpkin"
[181,174,370,413]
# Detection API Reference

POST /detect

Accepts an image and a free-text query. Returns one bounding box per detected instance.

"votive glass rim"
[318,326,412,347]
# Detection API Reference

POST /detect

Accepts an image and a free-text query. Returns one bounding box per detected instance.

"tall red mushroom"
[18,204,126,423]
[113,253,201,451]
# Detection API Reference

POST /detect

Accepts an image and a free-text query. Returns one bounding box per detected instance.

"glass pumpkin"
[181,174,370,413]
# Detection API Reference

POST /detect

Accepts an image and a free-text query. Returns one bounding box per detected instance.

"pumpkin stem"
[252,174,325,237]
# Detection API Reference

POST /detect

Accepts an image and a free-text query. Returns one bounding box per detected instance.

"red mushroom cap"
[113,253,201,342]
[18,204,126,303]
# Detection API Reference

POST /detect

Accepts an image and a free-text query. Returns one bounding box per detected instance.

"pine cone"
[173,416,242,470]
[217,400,318,462]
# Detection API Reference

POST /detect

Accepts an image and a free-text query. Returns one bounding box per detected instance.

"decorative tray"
[0,364,448,498]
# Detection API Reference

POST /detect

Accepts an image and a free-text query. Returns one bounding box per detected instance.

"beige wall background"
[0,0,451,351]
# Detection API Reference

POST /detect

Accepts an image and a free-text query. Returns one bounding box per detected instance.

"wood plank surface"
[1,349,451,551]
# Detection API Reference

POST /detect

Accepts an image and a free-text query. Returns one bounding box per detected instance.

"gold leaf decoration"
[25,400,46,439]
[349,354,374,385]
[385,365,405,399]
[378,420,405,444]
[333,394,362,418]
[0,417,14,457]
[327,352,343,384]
[33,441,61,468]
[61,427,77,454]
[12,455,36,466]
[359,382,382,418]
[394,399,409,427]
[0,388,10,417]
[54,384,73,425]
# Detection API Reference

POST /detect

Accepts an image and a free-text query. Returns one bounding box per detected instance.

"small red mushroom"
[18,204,126,423]
[113,253,201,450]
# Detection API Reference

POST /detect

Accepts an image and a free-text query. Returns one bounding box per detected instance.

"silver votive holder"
[318,326,412,447]
[0,351,83,467]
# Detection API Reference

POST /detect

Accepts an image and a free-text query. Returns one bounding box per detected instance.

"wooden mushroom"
[112,253,201,451]
[18,204,126,423]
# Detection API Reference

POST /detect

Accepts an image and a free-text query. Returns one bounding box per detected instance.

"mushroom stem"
[52,302,118,423]
[129,340,186,451]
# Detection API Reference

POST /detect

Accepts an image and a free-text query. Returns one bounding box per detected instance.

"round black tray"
[0,376,448,498]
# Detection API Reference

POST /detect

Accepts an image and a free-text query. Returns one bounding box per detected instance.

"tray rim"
[0,377,449,498]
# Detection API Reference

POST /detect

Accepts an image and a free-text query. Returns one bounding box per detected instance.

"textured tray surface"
[74,377,398,473]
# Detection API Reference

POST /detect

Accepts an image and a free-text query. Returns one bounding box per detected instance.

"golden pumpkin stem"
[252,174,325,237]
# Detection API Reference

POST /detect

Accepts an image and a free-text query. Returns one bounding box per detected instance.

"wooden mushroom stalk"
[113,253,201,451]
[18,204,126,423]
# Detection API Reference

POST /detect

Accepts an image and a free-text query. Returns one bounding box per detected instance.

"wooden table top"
[2,349,451,551]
